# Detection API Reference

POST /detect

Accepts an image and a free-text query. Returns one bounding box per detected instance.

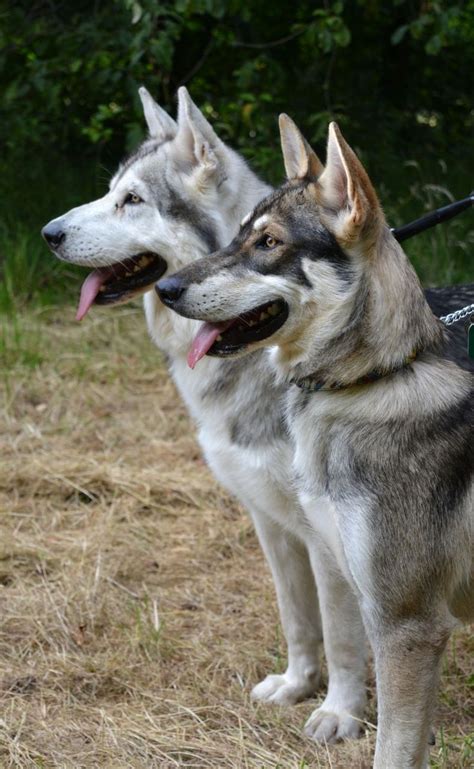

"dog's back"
[425,284,474,371]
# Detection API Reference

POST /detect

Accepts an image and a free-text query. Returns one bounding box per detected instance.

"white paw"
[304,706,363,743]
[251,671,319,705]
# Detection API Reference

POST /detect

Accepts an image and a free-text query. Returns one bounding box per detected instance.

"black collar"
[290,350,419,393]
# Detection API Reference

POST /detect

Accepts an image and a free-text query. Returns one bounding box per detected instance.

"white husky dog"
[42,86,326,718]
[42,87,473,743]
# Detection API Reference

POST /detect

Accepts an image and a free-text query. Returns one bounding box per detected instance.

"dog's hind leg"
[366,612,452,769]
[249,512,323,705]
[304,538,368,742]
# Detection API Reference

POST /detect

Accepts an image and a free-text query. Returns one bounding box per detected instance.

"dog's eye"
[257,234,280,249]
[125,193,142,205]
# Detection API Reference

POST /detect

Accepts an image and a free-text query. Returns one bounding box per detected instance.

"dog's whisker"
[236,313,253,327]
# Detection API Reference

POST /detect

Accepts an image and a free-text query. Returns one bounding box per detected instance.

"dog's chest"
[288,392,368,583]
[170,352,288,444]
[289,396,333,494]
[168,354,306,533]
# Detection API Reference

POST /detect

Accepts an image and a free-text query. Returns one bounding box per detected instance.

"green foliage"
[2,0,473,163]
[392,0,474,55]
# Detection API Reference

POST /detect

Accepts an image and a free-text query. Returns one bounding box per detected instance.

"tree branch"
[231,27,306,50]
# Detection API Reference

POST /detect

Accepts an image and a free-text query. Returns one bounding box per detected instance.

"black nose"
[41,222,65,250]
[156,276,187,307]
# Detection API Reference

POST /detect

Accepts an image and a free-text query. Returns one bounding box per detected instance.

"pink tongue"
[187,321,232,369]
[76,269,111,321]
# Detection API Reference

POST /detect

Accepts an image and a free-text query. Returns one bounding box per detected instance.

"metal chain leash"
[439,303,474,326]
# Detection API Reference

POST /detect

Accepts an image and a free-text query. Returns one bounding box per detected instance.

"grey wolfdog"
[156,115,473,768]
[42,90,472,750]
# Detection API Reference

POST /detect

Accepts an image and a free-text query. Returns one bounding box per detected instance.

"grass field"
[0,304,472,769]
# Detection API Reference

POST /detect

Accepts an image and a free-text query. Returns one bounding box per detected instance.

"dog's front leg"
[249,511,323,705]
[366,614,451,769]
[304,538,368,742]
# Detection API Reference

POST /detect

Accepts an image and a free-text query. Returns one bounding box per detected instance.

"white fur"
[43,89,333,711]
[253,214,269,230]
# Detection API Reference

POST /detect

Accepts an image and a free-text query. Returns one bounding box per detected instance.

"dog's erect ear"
[318,122,381,236]
[279,114,324,181]
[139,86,177,141]
[176,86,224,174]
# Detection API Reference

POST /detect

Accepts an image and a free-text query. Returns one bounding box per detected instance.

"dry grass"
[0,306,472,769]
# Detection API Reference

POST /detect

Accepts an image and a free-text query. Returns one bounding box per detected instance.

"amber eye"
[258,234,280,249]
[125,192,142,205]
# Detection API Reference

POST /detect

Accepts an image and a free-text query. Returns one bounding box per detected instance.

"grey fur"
[160,118,473,768]
[113,137,174,185]
[116,151,219,254]
[43,91,473,764]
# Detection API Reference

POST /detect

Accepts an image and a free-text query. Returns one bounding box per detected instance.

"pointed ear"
[176,86,223,172]
[279,114,324,181]
[138,86,177,141]
[318,122,381,235]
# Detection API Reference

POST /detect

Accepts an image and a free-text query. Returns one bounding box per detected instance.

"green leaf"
[334,26,351,47]
[425,34,443,55]
[391,24,408,45]
[132,2,143,24]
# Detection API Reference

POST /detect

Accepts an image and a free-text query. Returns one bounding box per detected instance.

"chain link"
[439,303,474,326]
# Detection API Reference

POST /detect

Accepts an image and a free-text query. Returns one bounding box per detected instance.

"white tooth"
[216,335,222,341]
[260,312,269,321]
[268,305,278,316]
[133,264,141,272]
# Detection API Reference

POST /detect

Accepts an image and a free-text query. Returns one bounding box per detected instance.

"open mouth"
[188,299,289,368]
[76,253,167,320]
